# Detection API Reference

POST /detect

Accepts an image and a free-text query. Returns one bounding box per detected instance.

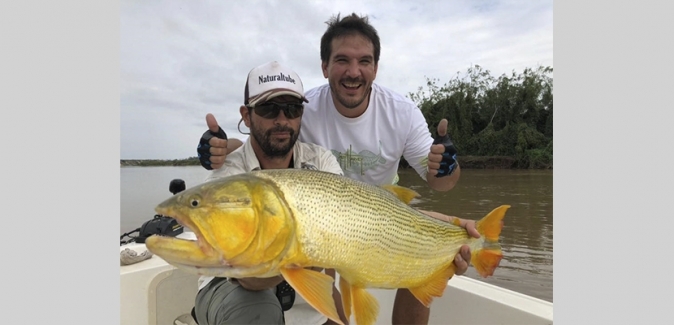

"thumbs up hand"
[428,119,458,178]
[197,114,228,170]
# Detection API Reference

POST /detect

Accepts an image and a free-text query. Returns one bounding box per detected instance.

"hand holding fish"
[453,219,478,275]
[418,210,479,276]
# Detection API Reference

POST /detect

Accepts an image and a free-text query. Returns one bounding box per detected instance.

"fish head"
[145,173,295,276]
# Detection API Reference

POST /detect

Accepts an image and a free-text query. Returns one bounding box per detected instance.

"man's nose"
[274,110,290,124]
[345,60,361,78]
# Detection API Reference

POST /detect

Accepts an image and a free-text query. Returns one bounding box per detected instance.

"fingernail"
[456,255,463,262]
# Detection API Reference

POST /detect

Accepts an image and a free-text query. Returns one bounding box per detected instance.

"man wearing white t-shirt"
[196,13,481,325]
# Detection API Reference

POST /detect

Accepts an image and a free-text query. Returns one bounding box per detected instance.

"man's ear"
[321,61,329,79]
[240,105,251,128]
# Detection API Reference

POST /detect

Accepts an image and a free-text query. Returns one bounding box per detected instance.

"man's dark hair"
[320,13,381,64]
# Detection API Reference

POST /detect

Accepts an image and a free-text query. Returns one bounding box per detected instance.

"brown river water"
[395,168,553,303]
[121,166,553,302]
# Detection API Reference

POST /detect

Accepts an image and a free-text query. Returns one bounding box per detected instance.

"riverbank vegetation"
[408,65,553,169]
[122,65,552,169]
[120,158,200,167]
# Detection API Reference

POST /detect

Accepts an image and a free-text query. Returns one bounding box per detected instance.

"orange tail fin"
[472,205,510,277]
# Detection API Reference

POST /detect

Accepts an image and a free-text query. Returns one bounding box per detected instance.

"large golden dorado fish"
[145,169,509,325]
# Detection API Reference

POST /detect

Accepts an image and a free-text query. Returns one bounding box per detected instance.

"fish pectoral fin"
[380,184,419,204]
[338,276,352,321]
[350,285,379,325]
[408,264,455,307]
[279,267,344,325]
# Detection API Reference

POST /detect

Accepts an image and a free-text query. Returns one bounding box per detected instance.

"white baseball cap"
[244,61,309,107]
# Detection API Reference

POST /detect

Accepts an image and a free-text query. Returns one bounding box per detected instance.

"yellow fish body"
[145,169,509,325]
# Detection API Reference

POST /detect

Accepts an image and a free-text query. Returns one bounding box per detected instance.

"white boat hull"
[120,241,553,325]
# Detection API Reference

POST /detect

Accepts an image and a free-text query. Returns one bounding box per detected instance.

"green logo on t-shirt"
[331,141,386,176]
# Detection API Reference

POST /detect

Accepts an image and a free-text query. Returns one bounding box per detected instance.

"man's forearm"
[417,209,460,225]
[227,138,244,154]
[392,288,430,324]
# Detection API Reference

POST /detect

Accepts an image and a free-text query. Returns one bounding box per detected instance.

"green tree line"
[120,157,200,167]
[122,65,552,169]
[408,65,553,169]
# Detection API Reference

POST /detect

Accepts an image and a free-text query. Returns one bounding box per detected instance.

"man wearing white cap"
[193,61,347,325]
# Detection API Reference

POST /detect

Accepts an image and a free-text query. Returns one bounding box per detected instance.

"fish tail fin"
[472,205,510,277]
[471,248,503,278]
[475,205,509,241]
[380,184,420,204]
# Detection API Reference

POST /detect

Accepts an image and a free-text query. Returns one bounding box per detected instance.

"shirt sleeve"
[402,106,434,181]
[204,160,248,182]
[320,149,344,175]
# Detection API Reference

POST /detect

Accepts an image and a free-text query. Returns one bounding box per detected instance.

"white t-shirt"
[199,138,343,325]
[300,82,434,186]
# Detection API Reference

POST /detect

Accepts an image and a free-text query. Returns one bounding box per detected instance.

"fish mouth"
[168,262,239,276]
[146,206,225,268]
[145,235,226,268]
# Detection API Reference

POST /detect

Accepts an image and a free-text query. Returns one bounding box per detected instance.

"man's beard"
[250,122,300,158]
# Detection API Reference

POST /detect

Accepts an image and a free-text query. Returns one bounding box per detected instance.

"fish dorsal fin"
[408,263,455,307]
[380,184,420,204]
[280,267,344,325]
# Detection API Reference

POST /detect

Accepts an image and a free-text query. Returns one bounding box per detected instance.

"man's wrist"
[450,216,462,227]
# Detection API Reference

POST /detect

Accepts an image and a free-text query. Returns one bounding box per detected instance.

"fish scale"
[251,169,471,287]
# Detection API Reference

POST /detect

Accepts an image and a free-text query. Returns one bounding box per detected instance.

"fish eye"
[190,198,200,207]
[186,194,203,208]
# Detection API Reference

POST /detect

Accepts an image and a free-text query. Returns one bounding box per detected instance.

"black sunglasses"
[249,102,304,119]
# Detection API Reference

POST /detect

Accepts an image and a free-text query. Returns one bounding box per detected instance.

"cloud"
[121,0,552,159]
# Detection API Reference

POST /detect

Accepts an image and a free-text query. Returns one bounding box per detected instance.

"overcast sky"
[120,0,553,159]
